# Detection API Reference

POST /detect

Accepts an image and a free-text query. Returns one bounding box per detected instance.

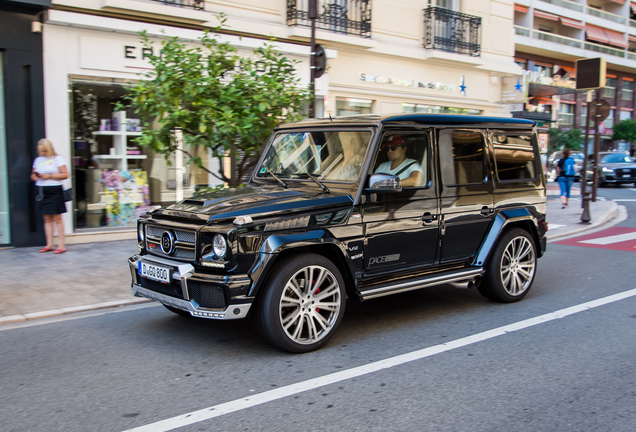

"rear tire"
[479,228,537,303]
[256,253,346,353]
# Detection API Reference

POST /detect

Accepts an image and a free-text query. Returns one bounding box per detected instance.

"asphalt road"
[1,186,635,432]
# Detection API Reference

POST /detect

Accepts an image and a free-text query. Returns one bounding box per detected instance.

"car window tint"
[493,133,537,181]
[439,130,485,186]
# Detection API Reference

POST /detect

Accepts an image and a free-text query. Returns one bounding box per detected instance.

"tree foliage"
[611,119,636,143]
[548,128,583,153]
[118,19,311,187]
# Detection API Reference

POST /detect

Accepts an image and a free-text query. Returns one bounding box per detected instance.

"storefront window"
[0,53,9,244]
[403,103,481,115]
[336,98,373,115]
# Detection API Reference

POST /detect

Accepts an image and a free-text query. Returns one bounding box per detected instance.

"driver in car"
[374,135,423,187]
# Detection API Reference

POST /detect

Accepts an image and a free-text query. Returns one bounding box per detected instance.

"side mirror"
[366,173,402,193]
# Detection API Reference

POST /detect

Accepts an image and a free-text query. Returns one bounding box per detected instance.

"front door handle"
[480,206,493,216]
[422,212,437,224]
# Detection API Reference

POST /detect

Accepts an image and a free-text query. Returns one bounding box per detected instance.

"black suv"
[130,114,548,352]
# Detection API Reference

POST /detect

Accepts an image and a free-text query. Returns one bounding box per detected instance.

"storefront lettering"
[359,73,454,92]
[124,45,155,60]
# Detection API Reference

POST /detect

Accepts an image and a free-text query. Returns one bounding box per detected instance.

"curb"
[0,298,151,326]
[546,201,621,241]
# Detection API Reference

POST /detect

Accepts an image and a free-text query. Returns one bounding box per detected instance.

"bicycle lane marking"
[123,288,636,432]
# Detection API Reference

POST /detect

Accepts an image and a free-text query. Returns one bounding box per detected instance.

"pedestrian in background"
[556,148,575,209]
[30,139,68,253]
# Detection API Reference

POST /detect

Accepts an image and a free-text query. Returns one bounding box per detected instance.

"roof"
[277,113,537,130]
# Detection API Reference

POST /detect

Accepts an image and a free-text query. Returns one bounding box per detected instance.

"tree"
[118,19,311,187]
[548,128,583,154]
[612,119,636,153]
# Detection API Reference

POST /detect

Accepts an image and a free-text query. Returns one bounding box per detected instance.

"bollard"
[580,190,592,224]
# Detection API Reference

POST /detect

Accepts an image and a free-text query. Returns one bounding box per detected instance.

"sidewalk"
[0,182,621,325]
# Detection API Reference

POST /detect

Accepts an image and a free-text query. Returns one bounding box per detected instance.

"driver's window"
[373,132,428,188]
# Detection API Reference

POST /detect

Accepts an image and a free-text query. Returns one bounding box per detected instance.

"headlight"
[212,234,227,258]
[137,222,145,242]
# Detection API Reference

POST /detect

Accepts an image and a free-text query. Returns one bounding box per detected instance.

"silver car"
[586,152,636,187]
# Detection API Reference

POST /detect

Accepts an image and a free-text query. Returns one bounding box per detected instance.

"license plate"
[623,174,632,178]
[138,262,171,284]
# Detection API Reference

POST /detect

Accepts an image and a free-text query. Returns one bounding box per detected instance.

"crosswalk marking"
[579,232,636,245]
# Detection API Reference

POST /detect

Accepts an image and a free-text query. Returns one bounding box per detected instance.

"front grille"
[188,281,227,309]
[139,277,184,299]
[145,225,196,261]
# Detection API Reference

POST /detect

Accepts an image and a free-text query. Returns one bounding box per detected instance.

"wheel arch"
[247,233,357,300]
[473,210,543,267]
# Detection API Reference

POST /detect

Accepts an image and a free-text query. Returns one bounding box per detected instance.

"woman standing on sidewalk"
[30,139,68,254]
[556,148,575,209]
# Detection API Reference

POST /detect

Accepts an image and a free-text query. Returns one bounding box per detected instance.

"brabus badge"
[161,230,176,255]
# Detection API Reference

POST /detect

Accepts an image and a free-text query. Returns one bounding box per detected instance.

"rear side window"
[439,130,485,186]
[493,133,537,181]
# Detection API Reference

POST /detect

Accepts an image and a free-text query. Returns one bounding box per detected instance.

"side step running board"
[359,267,484,301]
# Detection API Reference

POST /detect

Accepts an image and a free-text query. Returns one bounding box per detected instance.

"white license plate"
[138,262,171,284]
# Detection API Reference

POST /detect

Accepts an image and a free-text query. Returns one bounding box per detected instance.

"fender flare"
[246,230,356,297]
[472,209,540,267]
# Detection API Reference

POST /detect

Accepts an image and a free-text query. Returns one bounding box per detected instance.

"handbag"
[63,188,73,202]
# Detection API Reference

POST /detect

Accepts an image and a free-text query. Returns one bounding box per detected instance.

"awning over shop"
[534,10,559,21]
[530,96,556,105]
[559,17,584,29]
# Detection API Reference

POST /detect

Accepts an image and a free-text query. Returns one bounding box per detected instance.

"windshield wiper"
[264,168,289,189]
[294,172,330,194]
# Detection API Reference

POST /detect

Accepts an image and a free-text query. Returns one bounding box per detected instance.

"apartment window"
[619,110,632,121]
[428,0,459,10]
[621,79,634,102]
[336,98,373,115]
[604,109,615,130]
[558,103,574,127]
[580,105,593,129]
[603,77,617,98]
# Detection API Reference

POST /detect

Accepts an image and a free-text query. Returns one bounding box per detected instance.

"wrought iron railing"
[151,0,204,10]
[423,7,481,57]
[287,0,372,38]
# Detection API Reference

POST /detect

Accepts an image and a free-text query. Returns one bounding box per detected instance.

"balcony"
[423,7,481,57]
[151,0,204,10]
[287,0,372,38]
[586,7,626,25]
[537,0,583,13]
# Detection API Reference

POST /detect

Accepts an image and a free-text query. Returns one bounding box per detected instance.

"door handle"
[480,206,493,216]
[422,212,437,224]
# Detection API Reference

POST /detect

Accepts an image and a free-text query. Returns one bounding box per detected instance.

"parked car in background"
[586,152,636,187]
[546,150,584,181]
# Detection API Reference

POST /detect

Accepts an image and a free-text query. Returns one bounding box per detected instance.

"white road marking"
[123,288,636,432]
[579,232,636,245]
[549,224,565,230]
[613,199,636,202]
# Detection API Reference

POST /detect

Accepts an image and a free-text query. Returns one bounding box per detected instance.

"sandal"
[39,247,54,253]
[53,248,66,254]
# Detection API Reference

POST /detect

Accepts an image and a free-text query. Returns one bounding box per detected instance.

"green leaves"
[121,17,311,186]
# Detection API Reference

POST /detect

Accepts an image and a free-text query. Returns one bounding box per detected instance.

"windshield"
[601,154,635,164]
[256,130,373,182]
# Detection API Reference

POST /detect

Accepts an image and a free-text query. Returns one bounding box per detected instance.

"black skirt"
[37,185,67,215]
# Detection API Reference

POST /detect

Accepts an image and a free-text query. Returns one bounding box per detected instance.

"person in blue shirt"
[375,135,423,187]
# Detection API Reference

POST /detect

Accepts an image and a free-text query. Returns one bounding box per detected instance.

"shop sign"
[359,73,455,93]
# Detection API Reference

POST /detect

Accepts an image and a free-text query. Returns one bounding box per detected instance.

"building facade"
[2,0,523,246]
[514,0,636,153]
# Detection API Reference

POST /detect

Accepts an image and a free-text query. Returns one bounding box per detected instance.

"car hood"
[601,162,636,169]
[152,185,354,223]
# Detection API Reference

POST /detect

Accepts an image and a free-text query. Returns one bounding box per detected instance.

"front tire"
[479,228,537,303]
[256,253,346,353]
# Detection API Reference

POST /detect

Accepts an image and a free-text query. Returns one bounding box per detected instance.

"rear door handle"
[480,206,493,216]
[422,212,437,224]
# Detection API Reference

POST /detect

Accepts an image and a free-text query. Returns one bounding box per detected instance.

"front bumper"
[129,254,253,320]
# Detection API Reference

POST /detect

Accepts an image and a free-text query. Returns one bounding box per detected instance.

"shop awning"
[530,96,556,105]
[586,24,610,44]
[514,4,529,13]
[605,28,629,48]
[559,17,584,29]
[534,10,559,21]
